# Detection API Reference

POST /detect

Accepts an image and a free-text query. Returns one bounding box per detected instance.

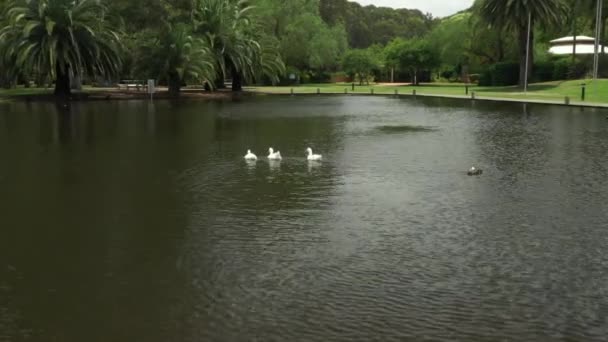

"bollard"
[290,88,294,95]
[465,85,469,95]
[352,83,355,91]
[565,96,570,105]
[413,89,416,96]
[317,88,320,95]
[344,88,347,94]
[581,83,586,101]
[371,88,374,95]
[471,91,476,100]
[394,89,398,96]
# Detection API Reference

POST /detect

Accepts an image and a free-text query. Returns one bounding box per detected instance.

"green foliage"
[0,0,123,96]
[384,38,440,84]
[192,0,284,90]
[478,0,568,87]
[135,24,215,95]
[320,0,435,48]
[342,49,377,85]
[479,62,519,86]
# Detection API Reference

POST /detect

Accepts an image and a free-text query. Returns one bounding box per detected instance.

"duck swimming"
[468,166,483,176]
[268,147,282,160]
[244,149,257,160]
[306,147,322,161]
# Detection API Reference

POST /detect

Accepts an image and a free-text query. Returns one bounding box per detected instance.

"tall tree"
[478,0,567,87]
[0,0,123,97]
[136,24,216,96]
[192,0,284,91]
[342,49,376,85]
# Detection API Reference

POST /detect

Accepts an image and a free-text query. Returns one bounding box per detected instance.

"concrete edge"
[249,91,608,109]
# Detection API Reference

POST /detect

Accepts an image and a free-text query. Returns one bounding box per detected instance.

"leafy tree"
[320,0,436,48]
[136,24,215,96]
[308,24,348,72]
[280,13,346,74]
[478,0,568,87]
[385,38,440,85]
[192,0,284,91]
[0,0,123,97]
[342,49,377,85]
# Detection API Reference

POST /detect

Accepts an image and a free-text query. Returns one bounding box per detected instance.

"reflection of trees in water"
[1,101,225,341]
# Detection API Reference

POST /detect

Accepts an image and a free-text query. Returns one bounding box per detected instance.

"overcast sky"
[353,0,475,18]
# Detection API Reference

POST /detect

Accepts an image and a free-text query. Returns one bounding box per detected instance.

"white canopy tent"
[548,36,606,55]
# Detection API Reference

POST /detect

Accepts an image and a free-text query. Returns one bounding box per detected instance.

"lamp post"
[593,0,603,81]
[524,12,532,93]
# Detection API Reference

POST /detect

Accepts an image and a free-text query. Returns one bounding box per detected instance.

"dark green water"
[1,96,607,341]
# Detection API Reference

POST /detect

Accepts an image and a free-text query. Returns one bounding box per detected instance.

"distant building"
[548,36,605,55]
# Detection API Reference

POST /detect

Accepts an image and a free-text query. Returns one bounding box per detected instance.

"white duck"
[244,149,257,160]
[306,147,322,161]
[268,147,282,160]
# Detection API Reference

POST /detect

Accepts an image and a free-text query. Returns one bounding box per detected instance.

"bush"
[440,69,454,80]
[478,69,492,86]
[308,71,331,83]
[568,59,588,79]
[479,62,519,86]
[492,62,519,86]
[533,60,555,82]
[552,58,570,80]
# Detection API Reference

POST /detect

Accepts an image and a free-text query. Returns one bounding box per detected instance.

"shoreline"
[2,87,608,109]
[252,90,608,109]
[0,88,253,102]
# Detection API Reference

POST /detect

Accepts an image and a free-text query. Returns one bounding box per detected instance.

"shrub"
[552,58,570,80]
[533,60,555,82]
[479,62,519,86]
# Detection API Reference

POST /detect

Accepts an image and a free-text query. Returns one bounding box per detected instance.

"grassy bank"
[2,79,607,105]
[248,79,608,105]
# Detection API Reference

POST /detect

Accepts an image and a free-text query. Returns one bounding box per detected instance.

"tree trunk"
[461,64,470,83]
[231,65,243,92]
[497,32,505,62]
[54,63,71,98]
[168,72,181,97]
[518,25,533,88]
[572,9,577,63]
[215,74,226,89]
[602,16,607,55]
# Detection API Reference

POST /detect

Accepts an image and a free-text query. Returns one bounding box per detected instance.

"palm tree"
[136,24,216,96]
[0,0,123,97]
[478,0,567,87]
[192,0,284,91]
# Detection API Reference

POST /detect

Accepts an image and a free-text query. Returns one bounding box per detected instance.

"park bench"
[117,80,148,91]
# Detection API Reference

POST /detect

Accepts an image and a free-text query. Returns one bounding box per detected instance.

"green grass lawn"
[248,79,608,104]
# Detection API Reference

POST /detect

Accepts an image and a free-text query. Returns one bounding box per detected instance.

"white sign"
[147,79,155,94]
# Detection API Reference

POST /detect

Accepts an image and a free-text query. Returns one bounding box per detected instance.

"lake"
[1,96,607,341]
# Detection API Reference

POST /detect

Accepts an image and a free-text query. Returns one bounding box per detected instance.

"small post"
[352,83,355,91]
[465,84,469,95]
[147,79,155,101]
[394,89,398,96]
[581,83,586,101]
[371,88,374,95]
[317,88,320,95]
[471,91,476,100]
[344,88,347,94]
[413,89,416,96]
[290,88,294,95]
[565,96,570,105]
